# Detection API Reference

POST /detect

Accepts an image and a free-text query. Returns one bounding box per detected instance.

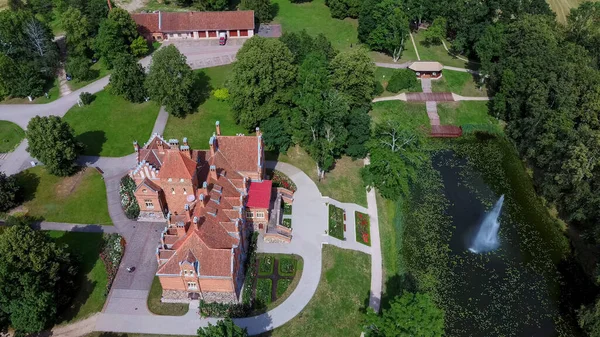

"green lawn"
[276,146,367,207]
[0,121,25,153]
[63,90,160,157]
[437,101,501,130]
[377,193,404,285]
[412,32,473,69]
[163,65,247,149]
[2,78,60,104]
[68,61,111,92]
[271,0,358,52]
[15,166,112,225]
[269,246,370,337]
[431,70,487,97]
[370,100,431,129]
[48,231,108,323]
[147,276,188,316]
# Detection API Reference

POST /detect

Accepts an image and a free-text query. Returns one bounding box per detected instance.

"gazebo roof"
[409,61,444,72]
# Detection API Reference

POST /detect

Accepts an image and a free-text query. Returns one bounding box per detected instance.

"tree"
[329,48,376,107]
[66,56,94,81]
[361,119,425,199]
[130,36,149,57]
[0,172,21,212]
[94,19,128,69]
[110,54,147,103]
[567,1,600,68]
[241,0,273,23]
[197,318,248,337]
[386,69,417,93]
[26,116,81,176]
[579,298,600,337]
[145,45,196,117]
[359,0,409,60]
[261,116,292,153]
[62,7,93,56]
[280,30,337,64]
[108,7,139,45]
[345,105,371,158]
[325,0,360,19]
[422,17,447,45]
[364,292,445,337]
[0,223,77,332]
[229,36,296,129]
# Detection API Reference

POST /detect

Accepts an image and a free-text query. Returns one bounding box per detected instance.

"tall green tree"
[197,318,248,337]
[110,54,147,103]
[358,0,410,60]
[26,116,81,176]
[280,30,337,64]
[329,48,376,107]
[0,172,21,212]
[364,292,445,337]
[579,298,600,337]
[93,19,128,69]
[62,7,93,56]
[566,1,600,68]
[107,7,139,45]
[422,17,447,45]
[241,0,273,23]
[229,36,296,129]
[0,223,77,332]
[145,45,195,117]
[325,0,360,19]
[345,105,371,159]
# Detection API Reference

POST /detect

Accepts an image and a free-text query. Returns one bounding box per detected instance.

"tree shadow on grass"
[190,71,213,113]
[77,130,107,156]
[14,170,40,203]
[361,273,418,314]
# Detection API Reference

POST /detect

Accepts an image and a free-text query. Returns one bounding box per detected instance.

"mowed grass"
[277,146,367,207]
[370,100,431,130]
[268,246,370,337]
[412,32,472,68]
[163,64,246,149]
[432,70,487,97]
[48,231,108,323]
[63,90,160,157]
[147,276,188,316]
[547,0,597,22]
[15,166,112,225]
[437,101,500,130]
[272,0,358,51]
[0,121,25,153]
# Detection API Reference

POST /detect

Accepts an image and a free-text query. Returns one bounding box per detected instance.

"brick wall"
[199,278,234,292]
[159,275,185,291]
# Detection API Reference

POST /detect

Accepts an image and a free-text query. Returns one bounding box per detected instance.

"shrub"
[212,88,229,101]
[119,175,140,219]
[282,218,292,228]
[386,69,418,93]
[199,300,250,318]
[79,92,95,105]
[0,172,21,212]
[373,80,384,96]
[100,233,124,295]
[130,36,149,57]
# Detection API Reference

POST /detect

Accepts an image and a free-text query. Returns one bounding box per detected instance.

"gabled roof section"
[157,151,198,180]
[216,136,259,172]
[136,178,162,193]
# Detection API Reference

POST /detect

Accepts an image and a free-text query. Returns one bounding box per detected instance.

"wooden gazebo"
[409,61,443,79]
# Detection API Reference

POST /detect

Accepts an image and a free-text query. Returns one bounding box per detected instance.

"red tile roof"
[157,150,197,180]
[246,180,272,209]
[132,11,255,34]
[216,136,259,173]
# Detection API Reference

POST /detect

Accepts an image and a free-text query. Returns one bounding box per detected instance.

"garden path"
[30,222,119,233]
[410,32,421,60]
[375,62,412,69]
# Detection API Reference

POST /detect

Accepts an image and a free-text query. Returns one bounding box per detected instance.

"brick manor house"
[129,122,272,302]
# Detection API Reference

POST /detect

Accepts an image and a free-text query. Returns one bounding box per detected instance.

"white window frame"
[246,211,253,218]
[145,199,154,209]
[187,282,197,289]
[171,188,175,194]
[183,188,187,195]
[256,212,265,219]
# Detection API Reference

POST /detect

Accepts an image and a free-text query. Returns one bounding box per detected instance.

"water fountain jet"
[469,195,504,253]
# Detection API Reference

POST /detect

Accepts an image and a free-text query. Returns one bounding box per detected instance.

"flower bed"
[119,175,140,219]
[278,257,296,276]
[282,218,292,228]
[355,211,371,246]
[99,233,124,295]
[283,202,292,215]
[328,204,345,240]
[272,170,297,192]
[277,278,292,298]
[199,300,249,318]
[258,255,274,276]
[256,278,273,306]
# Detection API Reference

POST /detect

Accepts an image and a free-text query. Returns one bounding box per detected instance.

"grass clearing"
[147,276,188,316]
[268,246,370,337]
[370,101,431,131]
[0,121,25,153]
[437,101,501,131]
[412,32,472,69]
[271,0,358,52]
[49,231,108,323]
[15,166,112,225]
[63,90,160,157]
[276,146,367,206]
[163,65,247,149]
[432,70,487,97]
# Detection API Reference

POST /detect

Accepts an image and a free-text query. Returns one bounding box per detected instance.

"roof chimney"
[210,165,218,180]
[183,137,188,146]
[133,140,139,152]
[216,121,221,136]
[199,194,205,207]
[209,136,218,156]
[255,127,261,137]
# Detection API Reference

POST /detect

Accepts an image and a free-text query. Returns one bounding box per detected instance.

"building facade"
[131,10,255,42]
[129,122,270,303]
[408,61,444,79]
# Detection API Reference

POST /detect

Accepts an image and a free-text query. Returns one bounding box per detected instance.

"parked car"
[66,73,72,81]
[219,32,227,46]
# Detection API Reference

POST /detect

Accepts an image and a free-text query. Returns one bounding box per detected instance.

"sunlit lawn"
[431,70,487,97]
[437,101,500,129]
[49,231,108,323]
[370,100,431,131]
[267,246,370,337]
[147,276,188,316]
[412,32,472,69]
[63,90,160,157]
[163,64,246,149]
[0,121,25,153]
[15,166,112,225]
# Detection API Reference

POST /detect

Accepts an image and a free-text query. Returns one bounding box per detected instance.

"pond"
[434,150,557,336]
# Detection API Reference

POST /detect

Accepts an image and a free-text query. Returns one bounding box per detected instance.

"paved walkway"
[364,157,382,312]
[375,62,412,69]
[29,222,119,233]
[452,93,490,101]
[410,32,420,60]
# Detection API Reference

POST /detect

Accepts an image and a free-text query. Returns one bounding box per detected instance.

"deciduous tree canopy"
[26,116,81,176]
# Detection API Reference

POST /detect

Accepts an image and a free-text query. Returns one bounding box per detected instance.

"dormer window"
[180,178,184,182]
[171,188,175,194]
[168,178,173,182]
[142,189,147,193]
[183,188,187,195]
